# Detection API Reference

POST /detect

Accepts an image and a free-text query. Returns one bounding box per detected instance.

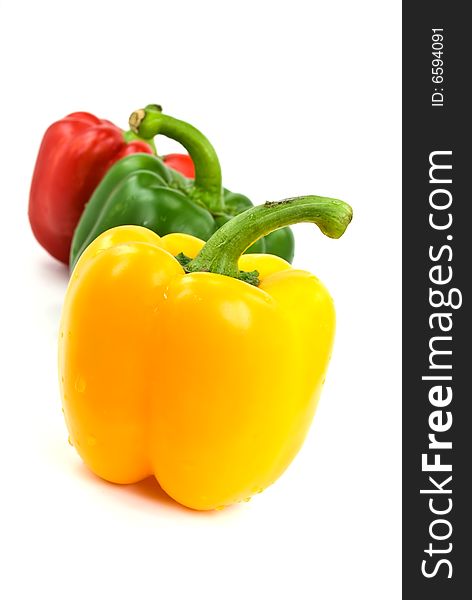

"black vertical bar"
[403,3,469,597]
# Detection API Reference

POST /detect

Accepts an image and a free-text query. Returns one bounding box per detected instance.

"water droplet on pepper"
[75,376,86,393]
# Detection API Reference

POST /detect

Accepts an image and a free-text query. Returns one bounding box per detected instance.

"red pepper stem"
[129,105,224,214]
[187,196,353,279]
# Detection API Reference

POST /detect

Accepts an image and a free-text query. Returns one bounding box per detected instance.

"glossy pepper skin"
[69,105,294,269]
[59,195,352,510]
[28,112,154,263]
[162,153,195,178]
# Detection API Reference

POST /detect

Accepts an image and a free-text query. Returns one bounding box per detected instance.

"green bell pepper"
[70,105,294,270]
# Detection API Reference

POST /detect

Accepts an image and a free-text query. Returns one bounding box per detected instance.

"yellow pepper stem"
[187,196,353,280]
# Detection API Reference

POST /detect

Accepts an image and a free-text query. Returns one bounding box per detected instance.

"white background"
[0,1,401,598]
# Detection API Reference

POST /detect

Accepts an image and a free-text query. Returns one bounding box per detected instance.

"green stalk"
[123,129,157,154]
[129,105,224,213]
[186,196,353,280]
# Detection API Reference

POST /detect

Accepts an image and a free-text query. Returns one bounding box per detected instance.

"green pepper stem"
[186,196,353,279]
[123,129,157,154]
[129,105,224,213]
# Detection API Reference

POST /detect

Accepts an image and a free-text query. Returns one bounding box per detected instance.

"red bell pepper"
[28,112,154,263]
[162,153,195,178]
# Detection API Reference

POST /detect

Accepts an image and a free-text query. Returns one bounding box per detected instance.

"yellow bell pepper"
[59,196,352,510]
